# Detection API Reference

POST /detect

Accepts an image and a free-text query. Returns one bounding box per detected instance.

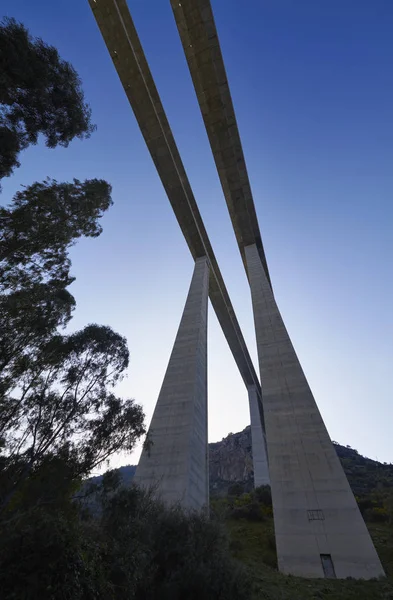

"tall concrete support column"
[248,385,270,487]
[245,243,384,579]
[134,257,209,511]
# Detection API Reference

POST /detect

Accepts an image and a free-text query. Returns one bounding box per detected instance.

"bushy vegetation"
[0,471,251,600]
[335,444,393,494]
[212,484,273,523]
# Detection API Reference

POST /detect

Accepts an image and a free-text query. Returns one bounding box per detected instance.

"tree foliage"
[0,102,143,517]
[0,177,112,289]
[0,178,112,398]
[0,17,95,181]
[0,177,145,512]
[0,324,145,512]
[0,479,251,600]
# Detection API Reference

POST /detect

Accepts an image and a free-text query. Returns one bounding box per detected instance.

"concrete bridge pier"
[245,242,384,579]
[248,385,270,487]
[134,257,209,511]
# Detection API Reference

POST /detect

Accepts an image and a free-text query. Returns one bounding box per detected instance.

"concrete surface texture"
[248,386,270,487]
[170,0,271,285]
[248,385,270,487]
[171,0,385,579]
[134,257,209,510]
[245,243,384,579]
[88,0,261,395]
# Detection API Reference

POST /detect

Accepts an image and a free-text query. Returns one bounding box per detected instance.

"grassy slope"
[215,440,393,598]
[227,519,393,600]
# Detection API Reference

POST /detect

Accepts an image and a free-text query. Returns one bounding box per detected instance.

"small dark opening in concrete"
[320,554,336,578]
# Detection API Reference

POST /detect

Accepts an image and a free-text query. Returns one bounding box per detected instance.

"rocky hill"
[210,426,393,496]
[209,427,254,495]
[92,427,393,498]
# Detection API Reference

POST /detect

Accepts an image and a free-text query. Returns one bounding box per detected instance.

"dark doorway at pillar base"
[321,554,336,578]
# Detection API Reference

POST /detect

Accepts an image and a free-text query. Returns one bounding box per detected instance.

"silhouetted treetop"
[0,17,95,181]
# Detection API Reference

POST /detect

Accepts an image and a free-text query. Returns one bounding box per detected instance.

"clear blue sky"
[2,0,393,467]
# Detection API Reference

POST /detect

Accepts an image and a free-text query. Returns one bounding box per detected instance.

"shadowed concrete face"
[248,385,269,487]
[245,244,384,578]
[134,258,209,510]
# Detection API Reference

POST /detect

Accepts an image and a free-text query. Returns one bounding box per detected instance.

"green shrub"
[230,500,266,522]
[364,506,389,523]
[0,508,108,600]
[0,480,251,600]
[101,485,251,600]
[254,485,272,507]
[228,482,245,497]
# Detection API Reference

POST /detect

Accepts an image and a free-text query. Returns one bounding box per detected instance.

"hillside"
[228,519,393,600]
[88,429,393,598]
[99,427,393,498]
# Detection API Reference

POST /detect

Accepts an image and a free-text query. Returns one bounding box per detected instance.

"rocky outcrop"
[88,428,255,497]
[208,430,393,497]
[88,428,393,499]
[209,426,254,496]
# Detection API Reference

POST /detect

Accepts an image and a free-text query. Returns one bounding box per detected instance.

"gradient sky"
[2,0,393,469]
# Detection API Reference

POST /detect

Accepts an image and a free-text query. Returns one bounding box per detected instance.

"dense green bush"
[0,474,251,600]
[0,507,107,600]
[99,483,251,600]
[254,485,272,507]
[364,506,389,523]
[231,500,266,521]
[228,482,245,497]
[224,485,273,522]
